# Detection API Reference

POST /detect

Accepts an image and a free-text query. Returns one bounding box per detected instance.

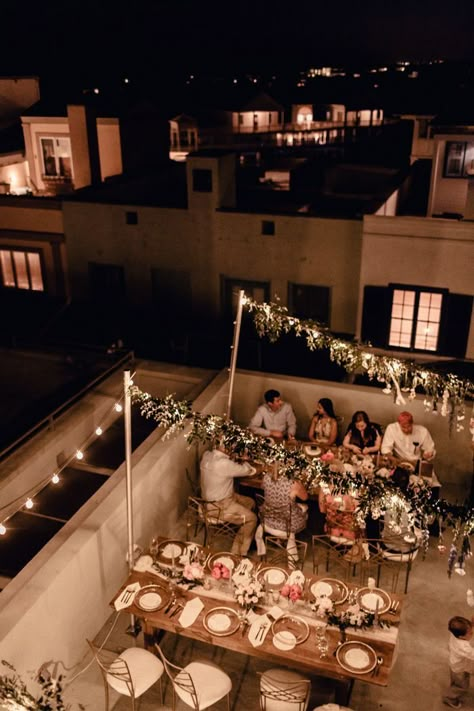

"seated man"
[200,445,257,556]
[248,389,296,440]
[381,411,435,471]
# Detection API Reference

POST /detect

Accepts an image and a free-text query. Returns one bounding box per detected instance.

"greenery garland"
[132,388,473,578]
[245,297,473,434]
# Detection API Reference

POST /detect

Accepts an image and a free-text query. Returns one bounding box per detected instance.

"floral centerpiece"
[234,576,264,612]
[211,562,231,580]
[311,594,386,641]
[280,583,303,604]
[182,562,205,585]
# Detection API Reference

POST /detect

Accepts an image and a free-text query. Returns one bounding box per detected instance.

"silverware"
[169,603,183,619]
[120,588,133,605]
[388,600,400,615]
[164,595,176,614]
[256,623,266,641]
[373,656,384,676]
[332,640,343,657]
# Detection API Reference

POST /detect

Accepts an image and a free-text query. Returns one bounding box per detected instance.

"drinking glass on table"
[150,537,159,562]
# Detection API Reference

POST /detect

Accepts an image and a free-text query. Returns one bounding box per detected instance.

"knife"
[164,597,176,614]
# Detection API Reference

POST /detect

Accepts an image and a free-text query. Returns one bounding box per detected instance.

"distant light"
[124,78,129,84]
[76,450,84,460]
[0,524,6,535]
[52,474,60,484]
[253,78,257,83]
[233,79,238,84]
[114,403,123,413]
[353,73,361,78]
[25,498,34,509]
[94,88,100,94]
[95,427,103,436]
[190,74,194,80]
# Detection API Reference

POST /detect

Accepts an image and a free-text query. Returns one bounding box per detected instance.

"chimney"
[67,104,101,188]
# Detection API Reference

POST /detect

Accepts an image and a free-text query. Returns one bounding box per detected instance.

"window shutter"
[361,286,391,347]
[439,293,473,357]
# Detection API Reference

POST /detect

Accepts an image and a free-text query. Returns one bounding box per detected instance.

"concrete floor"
[63,512,474,711]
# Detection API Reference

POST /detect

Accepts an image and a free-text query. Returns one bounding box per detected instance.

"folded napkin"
[134,555,154,572]
[248,614,272,647]
[288,570,305,587]
[114,582,141,611]
[178,597,205,628]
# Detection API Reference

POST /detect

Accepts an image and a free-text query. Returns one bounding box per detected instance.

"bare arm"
[290,480,309,501]
[327,418,338,446]
[308,416,317,441]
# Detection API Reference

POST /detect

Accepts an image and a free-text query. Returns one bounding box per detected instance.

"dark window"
[444,142,466,177]
[89,262,125,304]
[222,277,270,317]
[125,211,138,225]
[418,119,429,139]
[261,220,275,236]
[192,169,212,192]
[361,284,472,357]
[289,283,330,325]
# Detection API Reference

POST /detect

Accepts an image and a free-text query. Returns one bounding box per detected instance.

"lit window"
[0,250,44,291]
[389,288,442,351]
[40,137,73,178]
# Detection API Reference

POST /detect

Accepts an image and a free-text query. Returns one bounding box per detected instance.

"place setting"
[202,606,241,636]
[271,614,310,651]
[133,583,171,612]
[356,586,391,614]
[335,640,378,675]
[310,578,349,605]
[256,565,288,590]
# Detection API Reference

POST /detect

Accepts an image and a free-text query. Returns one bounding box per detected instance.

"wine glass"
[317,635,329,658]
[149,536,159,562]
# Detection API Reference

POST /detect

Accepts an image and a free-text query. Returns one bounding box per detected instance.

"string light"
[51,474,60,484]
[0,524,6,535]
[114,403,123,413]
[95,427,103,436]
[76,450,84,460]
[25,498,34,509]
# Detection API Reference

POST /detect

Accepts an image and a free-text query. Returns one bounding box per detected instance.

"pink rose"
[289,584,302,601]
[321,451,335,462]
[221,565,230,580]
[211,565,221,579]
[280,584,291,598]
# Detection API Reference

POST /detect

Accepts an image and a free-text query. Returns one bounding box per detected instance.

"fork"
[388,600,400,615]
[374,656,384,676]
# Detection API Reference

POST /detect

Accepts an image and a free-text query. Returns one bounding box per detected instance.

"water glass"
[317,636,329,658]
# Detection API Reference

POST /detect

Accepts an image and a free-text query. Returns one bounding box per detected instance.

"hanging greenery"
[132,389,474,577]
[245,297,473,432]
[0,660,83,710]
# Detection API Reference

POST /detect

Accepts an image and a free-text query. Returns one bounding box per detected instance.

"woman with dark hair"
[308,398,338,445]
[343,410,382,455]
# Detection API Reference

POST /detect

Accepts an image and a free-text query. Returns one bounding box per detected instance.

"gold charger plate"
[336,641,377,674]
[271,614,310,646]
[203,607,240,636]
[206,552,241,573]
[356,587,391,614]
[134,584,170,612]
[256,566,288,589]
[155,539,186,568]
[310,578,349,605]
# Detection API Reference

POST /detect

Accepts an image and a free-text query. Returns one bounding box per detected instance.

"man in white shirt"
[381,411,435,464]
[248,389,297,440]
[443,616,474,707]
[200,447,257,555]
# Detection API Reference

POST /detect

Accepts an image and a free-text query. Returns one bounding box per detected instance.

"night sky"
[3,0,474,85]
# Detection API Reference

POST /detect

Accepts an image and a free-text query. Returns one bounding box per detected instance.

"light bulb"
[95,427,103,436]
[115,403,123,413]
[51,474,60,484]
[76,450,84,460]
[0,524,6,535]
[25,498,34,509]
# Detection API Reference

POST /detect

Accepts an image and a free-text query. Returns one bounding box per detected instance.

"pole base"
[126,618,141,637]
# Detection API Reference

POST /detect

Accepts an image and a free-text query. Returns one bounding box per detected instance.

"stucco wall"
[358,214,474,357]
[428,135,469,216]
[97,120,122,179]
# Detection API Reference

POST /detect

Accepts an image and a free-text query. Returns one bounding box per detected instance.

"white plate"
[273,631,297,651]
[162,543,182,559]
[207,613,232,632]
[312,581,332,597]
[138,592,162,610]
[266,568,286,585]
[336,641,377,675]
[345,648,371,669]
[304,445,321,457]
[356,587,391,614]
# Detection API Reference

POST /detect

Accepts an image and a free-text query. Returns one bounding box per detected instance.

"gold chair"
[259,668,311,710]
[311,534,364,583]
[361,538,419,593]
[186,496,208,544]
[155,643,232,710]
[264,535,308,571]
[87,639,164,711]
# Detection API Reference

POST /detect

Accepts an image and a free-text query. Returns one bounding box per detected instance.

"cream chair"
[259,668,311,711]
[155,643,232,710]
[87,639,164,711]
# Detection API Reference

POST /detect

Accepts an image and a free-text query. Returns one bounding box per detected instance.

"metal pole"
[124,370,134,572]
[226,290,245,420]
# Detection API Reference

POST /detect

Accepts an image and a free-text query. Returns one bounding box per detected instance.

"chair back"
[362,537,419,593]
[186,496,208,544]
[256,493,291,538]
[155,644,200,710]
[265,536,308,570]
[87,639,135,698]
[311,534,364,582]
[259,670,310,710]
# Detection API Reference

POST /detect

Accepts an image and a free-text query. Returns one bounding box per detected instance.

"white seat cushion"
[261,668,310,711]
[175,660,232,710]
[107,647,163,698]
[382,547,419,563]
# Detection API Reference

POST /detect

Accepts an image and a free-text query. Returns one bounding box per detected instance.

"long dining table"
[111,543,404,704]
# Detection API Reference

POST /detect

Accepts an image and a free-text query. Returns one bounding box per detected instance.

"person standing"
[249,389,296,440]
[443,616,474,707]
[200,445,257,556]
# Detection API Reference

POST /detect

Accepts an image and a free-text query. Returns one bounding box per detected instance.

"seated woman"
[343,410,382,456]
[261,469,309,536]
[308,398,338,446]
[318,486,360,543]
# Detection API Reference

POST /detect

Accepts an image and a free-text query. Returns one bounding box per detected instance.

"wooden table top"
[112,563,402,687]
